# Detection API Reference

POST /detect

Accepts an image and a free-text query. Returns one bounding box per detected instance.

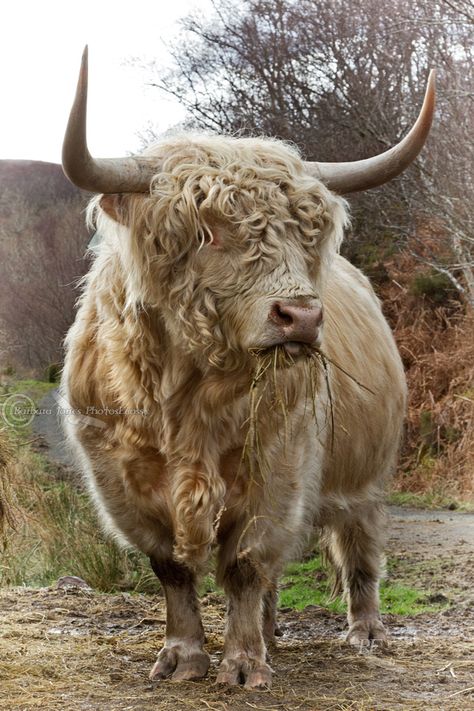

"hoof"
[216,654,273,689]
[150,644,210,682]
[346,618,388,648]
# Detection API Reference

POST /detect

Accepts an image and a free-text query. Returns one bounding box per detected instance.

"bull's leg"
[149,556,210,681]
[216,558,273,689]
[262,581,282,645]
[326,505,387,645]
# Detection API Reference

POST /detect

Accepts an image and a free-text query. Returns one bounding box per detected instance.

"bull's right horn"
[62,46,158,194]
[304,71,436,194]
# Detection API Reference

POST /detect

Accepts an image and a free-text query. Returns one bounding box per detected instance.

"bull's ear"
[99,193,131,225]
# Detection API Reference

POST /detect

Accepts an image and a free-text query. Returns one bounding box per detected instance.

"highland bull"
[61,48,434,688]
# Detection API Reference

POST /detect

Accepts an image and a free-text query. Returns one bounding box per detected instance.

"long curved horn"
[62,46,158,194]
[305,71,435,194]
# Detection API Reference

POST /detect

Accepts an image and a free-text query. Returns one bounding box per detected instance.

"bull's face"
[95,145,347,372]
[180,179,346,371]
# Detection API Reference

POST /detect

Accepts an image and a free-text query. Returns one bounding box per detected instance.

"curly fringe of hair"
[171,461,226,568]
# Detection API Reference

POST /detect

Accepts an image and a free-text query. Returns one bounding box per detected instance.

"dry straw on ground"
[0,585,472,711]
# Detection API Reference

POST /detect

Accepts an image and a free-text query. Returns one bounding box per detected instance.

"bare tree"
[143,0,474,306]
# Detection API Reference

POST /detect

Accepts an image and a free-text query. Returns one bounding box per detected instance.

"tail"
[319,533,344,601]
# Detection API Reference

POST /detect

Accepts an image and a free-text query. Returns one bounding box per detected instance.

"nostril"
[272,303,293,326]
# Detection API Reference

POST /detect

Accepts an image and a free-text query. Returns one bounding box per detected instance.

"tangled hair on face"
[87,133,348,372]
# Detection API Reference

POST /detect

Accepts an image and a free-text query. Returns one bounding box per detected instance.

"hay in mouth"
[244,344,374,478]
[244,345,321,480]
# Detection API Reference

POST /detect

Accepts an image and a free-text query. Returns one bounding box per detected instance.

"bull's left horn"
[62,46,157,194]
[305,71,435,194]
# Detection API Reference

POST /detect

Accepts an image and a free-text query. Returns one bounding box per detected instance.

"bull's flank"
[59,48,435,689]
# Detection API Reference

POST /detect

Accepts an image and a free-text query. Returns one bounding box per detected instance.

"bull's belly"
[64,370,401,564]
[64,413,325,563]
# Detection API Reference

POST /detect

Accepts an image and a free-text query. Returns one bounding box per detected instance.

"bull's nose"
[270,300,323,344]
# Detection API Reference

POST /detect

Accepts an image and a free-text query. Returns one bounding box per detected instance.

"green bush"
[410,270,457,303]
[45,362,62,383]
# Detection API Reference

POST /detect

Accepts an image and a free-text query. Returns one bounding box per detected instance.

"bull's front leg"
[216,557,273,689]
[149,556,210,681]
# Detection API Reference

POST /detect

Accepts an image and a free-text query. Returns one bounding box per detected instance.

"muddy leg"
[149,556,210,681]
[326,506,387,645]
[216,558,273,689]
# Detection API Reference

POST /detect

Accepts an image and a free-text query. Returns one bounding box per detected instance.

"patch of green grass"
[278,555,448,615]
[387,490,473,512]
[386,555,461,600]
[0,445,160,593]
[379,582,441,615]
[3,378,57,402]
[279,555,344,612]
[200,573,219,595]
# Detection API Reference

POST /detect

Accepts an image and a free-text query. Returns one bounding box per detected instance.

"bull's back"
[320,256,406,500]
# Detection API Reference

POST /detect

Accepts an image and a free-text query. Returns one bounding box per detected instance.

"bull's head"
[63,48,435,372]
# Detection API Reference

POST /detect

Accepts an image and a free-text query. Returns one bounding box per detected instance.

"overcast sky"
[0,0,212,163]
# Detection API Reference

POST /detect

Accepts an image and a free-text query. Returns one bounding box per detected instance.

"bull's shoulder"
[322,253,405,393]
[329,255,380,302]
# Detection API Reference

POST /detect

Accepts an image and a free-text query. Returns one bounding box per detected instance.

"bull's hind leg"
[263,580,283,645]
[149,557,210,681]
[216,557,273,689]
[325,504,387,645]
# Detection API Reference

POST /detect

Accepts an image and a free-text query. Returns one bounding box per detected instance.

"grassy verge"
[387,490,474,512]
[0,378,57,444]
[0,378,159,592]
[0,443,159,592]
[4,378,57,401]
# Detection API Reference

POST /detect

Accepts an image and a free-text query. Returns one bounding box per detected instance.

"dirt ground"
[1,507,473,711]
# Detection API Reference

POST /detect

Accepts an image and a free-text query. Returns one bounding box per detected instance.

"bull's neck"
[98,292,250,419]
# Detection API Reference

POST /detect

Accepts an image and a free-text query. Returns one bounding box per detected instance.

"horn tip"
[81,45,88,71]
[424,69,436,120]
[427,69,436,97]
